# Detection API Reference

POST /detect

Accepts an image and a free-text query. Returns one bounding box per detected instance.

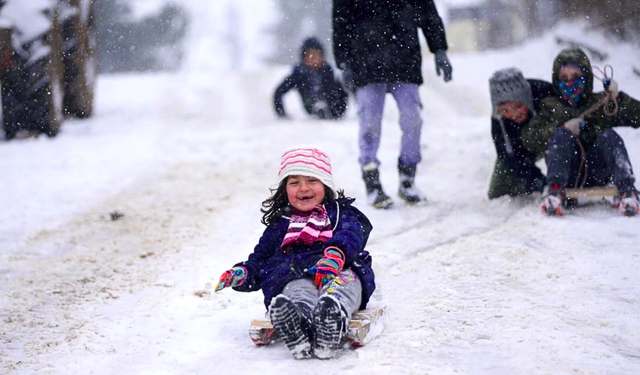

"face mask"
[558,76,587,107]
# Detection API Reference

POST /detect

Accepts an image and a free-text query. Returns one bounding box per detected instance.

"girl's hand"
[214,266,248,292]
[312,247,345,288]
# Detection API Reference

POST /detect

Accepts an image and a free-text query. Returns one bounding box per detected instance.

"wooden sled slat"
[250,319,274,328]
[565,186,619,199]
[348,306,386,329]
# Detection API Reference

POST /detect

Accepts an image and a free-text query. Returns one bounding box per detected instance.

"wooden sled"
[250,306,386,348]
[564,185,619,205]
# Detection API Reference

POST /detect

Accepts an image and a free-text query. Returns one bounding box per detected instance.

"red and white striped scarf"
[281,205,333,251]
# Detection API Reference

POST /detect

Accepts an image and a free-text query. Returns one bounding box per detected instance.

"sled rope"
[573,64,618,188]
[585,64,619,118]
[574,140,588,188]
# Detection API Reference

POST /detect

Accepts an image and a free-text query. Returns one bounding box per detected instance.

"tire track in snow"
[370,201,521,266]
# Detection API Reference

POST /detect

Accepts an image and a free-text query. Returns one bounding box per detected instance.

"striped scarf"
[281,205,333,251]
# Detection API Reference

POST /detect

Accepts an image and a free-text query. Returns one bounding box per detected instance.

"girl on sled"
[215,146,375,359]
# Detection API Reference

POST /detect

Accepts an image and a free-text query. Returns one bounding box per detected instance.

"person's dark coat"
[233,198,375,311]
[332,0,448,88]
[273,38,347,118]
[492,79,554,183]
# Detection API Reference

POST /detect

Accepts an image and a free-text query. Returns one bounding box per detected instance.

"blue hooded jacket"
[273,37,347,118]
[233,198,375,311]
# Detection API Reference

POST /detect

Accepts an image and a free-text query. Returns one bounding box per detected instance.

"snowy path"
[2,46,640,374]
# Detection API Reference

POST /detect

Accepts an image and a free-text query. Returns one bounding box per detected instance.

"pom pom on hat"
[278,146,336,193]
[489,68,533,118]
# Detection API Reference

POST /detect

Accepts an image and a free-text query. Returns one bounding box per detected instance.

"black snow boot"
[617,185,640,217]
[362,163,393,209]
[313,295,349,359]
[541,184,566,216]
[398,160,426,204]
[269,295,314,359]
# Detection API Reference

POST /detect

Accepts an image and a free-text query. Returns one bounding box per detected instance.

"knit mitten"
[604,78,619,99]
[563,118,584,136]
[214,266,248,292]
[312,247,345,288]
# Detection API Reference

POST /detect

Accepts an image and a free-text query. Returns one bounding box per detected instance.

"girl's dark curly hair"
[261,178,346,226]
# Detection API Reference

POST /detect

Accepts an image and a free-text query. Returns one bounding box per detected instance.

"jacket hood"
[552,47,593,98]
[300,37,324,60]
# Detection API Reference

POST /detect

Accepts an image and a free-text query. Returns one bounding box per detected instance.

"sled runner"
[250,305,386,348]
[564,185,619,204]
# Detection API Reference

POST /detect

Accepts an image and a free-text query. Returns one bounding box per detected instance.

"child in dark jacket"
[522,48,640,216]
[215,146,375,359]
[488,68,554,199]
[273,38,348,120]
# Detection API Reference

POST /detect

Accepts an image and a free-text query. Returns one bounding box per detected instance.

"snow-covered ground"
[1,6,640,374]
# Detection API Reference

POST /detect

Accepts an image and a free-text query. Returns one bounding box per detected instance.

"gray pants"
[280,270,362,318]
[356,83,423,167]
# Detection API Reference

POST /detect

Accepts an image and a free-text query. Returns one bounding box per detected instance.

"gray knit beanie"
[489,68,533,118]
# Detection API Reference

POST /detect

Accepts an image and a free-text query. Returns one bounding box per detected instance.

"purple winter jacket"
[233,198,375,311]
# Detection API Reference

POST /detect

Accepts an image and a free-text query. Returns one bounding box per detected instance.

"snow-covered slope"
[1,15,639,375]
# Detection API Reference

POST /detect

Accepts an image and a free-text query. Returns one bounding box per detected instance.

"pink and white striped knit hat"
[278,146,336,193]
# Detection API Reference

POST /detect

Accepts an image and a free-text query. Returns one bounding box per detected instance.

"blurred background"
[181,0,640,70]
[94,0,188,73]
[1,0,639,140]
[98,0,640,72]
[3,0,640,76]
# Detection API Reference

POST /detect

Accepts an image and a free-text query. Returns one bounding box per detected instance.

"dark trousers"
[547,128,635,190]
